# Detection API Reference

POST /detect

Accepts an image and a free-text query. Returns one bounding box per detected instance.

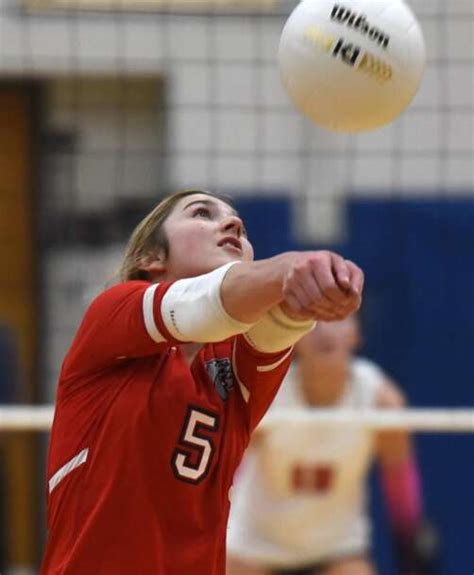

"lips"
[218,236,242,252]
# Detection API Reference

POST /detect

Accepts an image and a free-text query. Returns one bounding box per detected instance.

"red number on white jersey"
[291,463,335,493]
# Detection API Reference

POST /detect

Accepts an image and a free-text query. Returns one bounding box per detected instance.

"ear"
[138,251,167,281]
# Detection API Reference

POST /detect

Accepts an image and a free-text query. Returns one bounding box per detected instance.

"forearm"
[378,429,422,538]
[380,454,427,573]
[376,384,434,573]
[381,454,423,537]
[244,305,316,353]
[221,253,295,323]
[158,254,307,344]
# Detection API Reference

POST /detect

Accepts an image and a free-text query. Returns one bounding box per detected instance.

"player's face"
[160,193,254,280]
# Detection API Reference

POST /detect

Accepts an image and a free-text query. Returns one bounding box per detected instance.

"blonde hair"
[118,189,232,282]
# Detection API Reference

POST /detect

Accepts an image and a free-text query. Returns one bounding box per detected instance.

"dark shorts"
[272,552,370,575]
[273,564,327,575]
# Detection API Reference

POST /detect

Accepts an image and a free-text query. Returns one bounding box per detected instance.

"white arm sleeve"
[159,261,253,343]
[244,306,316,353]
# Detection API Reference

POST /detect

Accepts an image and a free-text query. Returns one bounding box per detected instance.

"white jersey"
[227,357,385,568]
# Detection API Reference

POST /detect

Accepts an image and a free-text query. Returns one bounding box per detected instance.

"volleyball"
[278,0,426,133]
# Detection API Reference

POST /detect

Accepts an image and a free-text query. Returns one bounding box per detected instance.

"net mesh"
[0,1,473,572]
[2,0,470,392]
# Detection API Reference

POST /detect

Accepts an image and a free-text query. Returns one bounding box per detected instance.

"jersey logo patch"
[206,358,234,401]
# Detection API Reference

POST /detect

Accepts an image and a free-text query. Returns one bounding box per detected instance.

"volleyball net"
[1,405,473,433]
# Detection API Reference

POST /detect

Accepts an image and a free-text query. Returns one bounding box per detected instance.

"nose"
[221,214,244,238]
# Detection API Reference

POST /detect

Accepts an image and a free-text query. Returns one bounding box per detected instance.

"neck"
[297,362,349,407]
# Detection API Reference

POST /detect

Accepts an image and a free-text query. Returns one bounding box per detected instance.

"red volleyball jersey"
[40,280,293,575]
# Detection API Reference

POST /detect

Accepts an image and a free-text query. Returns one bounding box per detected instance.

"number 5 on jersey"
[171,406,220,484]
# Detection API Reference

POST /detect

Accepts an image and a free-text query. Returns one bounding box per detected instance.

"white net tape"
[0,405,473,433]
[0,406,55,432]
[263,408,474,433]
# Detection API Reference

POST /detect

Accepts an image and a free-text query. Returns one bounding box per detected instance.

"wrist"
[220,252,300,324]
[279,300,316,322]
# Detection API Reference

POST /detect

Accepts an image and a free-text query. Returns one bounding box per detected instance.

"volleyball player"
[39,190,364,575]
[227,316,427,575]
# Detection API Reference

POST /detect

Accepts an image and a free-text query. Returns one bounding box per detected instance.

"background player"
[227,316,430,575]
[40,189,364,575]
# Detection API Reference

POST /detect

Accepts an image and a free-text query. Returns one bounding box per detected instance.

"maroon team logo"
[205,358,235,401]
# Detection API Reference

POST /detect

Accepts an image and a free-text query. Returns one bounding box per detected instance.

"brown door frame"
[0,80,43,570]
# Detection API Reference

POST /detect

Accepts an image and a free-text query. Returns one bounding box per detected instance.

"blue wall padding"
[234,195,474,575]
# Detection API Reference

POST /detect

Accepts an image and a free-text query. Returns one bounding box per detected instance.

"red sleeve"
[63,280,179,376]
[232,335,293,432]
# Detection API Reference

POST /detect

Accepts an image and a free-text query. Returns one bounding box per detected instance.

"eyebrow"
[184,198,238,217]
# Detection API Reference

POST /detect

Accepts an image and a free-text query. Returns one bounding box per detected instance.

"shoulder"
[350,357,398,407]
[90,281,151,306]
[350,357,386,398]
[375,376,407,408]
[352,357,406,408]
[352,356,386,381]
[85,281,152,316]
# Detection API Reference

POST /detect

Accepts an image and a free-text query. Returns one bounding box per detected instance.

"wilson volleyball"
[278,0,426,133]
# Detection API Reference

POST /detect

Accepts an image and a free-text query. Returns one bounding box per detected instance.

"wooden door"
[0,86,38,569]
